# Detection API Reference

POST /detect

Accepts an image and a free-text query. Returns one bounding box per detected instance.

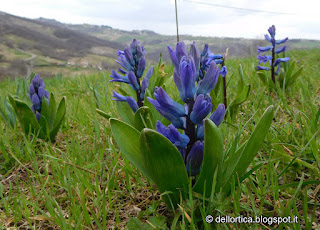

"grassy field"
[0,48,319,229]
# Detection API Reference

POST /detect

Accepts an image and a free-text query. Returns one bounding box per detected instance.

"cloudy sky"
[1,0,320,40]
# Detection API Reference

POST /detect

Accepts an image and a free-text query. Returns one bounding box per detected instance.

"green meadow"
[0,48,319,229]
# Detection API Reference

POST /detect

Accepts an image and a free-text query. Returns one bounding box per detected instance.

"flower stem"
[134,64,143,107]
[185,99,196,160]
[222,58,227,112]
[271,46,275,84]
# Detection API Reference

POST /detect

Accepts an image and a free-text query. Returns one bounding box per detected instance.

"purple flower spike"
[29,74,50,121]
[186,141,204,176]
[190,94,212,124]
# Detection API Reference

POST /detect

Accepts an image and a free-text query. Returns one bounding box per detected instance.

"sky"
[1,0,320,40]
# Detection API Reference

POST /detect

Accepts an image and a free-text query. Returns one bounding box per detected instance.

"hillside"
[0,11,319,78]
[0,12,123,78]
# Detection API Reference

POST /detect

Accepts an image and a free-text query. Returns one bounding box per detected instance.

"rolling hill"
[0,11,319,78]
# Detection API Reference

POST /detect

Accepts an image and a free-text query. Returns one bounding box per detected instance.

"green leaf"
[116,101,134,125]
[50,97,66,141]
[287,66,303,87]
[222,105,274,194]
[134,106,154,131]
[193,119,224,197]
[140,129,189,208]
[228,84,250,118]
[257,71,275,89]
[237,64,245,95]
[285,60,296,81]
[96,109,111,120]
[110,118,151,180]
[127,218,144,230]
[48,93,57,129]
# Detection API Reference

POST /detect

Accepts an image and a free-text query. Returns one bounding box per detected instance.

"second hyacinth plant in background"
[110,39,153,113]
[256,25,290,84]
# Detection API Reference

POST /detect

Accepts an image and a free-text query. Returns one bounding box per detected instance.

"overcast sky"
[1,0,320,40]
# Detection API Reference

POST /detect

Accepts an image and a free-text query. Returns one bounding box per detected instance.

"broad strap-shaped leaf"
[116,101,134,125]
[140,129,189,209]
[50,97,66,141]
[221,105,274,194]
[285,60,296,81]
[287,66,303,87]
[237,64,245,95]
[193,119,224,196]
[96,109,111,120]
[110,118,152,180]
[228,84,251,118]
[48,93,57,129]
[134,106,154,131]
[9,96,44,138]
[0,97,16,128]
[257,71,276,89]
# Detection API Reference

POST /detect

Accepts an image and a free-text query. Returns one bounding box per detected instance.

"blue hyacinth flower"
[150,41,225,177]
[110,39,153,112]
[29,74,49,121]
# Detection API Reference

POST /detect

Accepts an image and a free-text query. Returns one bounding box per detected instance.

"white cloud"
[1,0,320,39]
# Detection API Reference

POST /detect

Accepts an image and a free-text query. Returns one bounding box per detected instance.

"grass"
[0,48,319,229]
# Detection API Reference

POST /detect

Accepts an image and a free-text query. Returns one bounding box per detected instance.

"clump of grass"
[0,49,319,229]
